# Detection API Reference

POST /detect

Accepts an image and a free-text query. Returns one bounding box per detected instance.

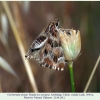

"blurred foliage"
[0,1,100,92]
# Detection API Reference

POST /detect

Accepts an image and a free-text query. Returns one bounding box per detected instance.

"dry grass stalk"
[2,1,38,92]
[0,56,18,78]
[84,55,100,92]
[0,76,2,92]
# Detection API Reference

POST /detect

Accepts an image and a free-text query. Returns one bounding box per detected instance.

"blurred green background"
[0,1,100,92]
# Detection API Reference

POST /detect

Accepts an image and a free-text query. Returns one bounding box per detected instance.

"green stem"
[68,62,75,92]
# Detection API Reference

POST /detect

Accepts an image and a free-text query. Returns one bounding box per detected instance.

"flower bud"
[58,28,81,62]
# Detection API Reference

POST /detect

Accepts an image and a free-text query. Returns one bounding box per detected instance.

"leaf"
[0,56,19,78]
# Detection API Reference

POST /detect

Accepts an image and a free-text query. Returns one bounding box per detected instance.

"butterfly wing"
[25,33,48,61]
[25,19,65,71]
[40,23,65,71]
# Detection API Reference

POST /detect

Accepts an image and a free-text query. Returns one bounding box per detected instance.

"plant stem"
[84,55,100,92]
[68,62,75,92]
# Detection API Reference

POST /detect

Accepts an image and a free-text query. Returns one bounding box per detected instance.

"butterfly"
[25,19,65,71]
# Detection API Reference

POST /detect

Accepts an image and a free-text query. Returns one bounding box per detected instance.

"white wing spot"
[61,68,64,71]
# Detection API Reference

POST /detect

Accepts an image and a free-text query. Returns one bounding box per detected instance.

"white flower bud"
[59,28,81,62]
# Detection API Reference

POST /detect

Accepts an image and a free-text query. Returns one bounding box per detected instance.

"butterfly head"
[45,19,59,33]
[51,18,59,28]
